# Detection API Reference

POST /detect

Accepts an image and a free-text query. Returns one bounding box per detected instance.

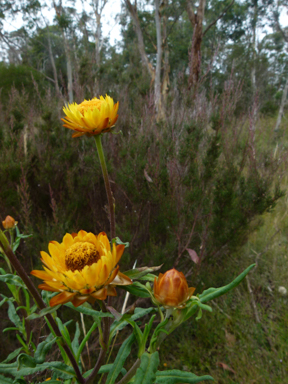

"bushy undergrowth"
[0,76,288,381]
[0,78,285,278]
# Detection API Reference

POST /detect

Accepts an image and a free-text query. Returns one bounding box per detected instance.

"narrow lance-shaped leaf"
[65,302,113,318]
[105,334,135,384]
[155,369,214,383]
[26,305,61,320]
[0,374,13,383]
[133,352,160,384]
[72,322,81,357]
[1,347,23,363]
[83,364,127,379]
[199,264,255,303]
[34,334,58,364]
[110,307,155,342]
[121,282,151,298]
[124,265,162,280]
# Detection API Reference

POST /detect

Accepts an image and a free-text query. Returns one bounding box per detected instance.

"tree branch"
[186,0,196,26]
[203,0,234,36]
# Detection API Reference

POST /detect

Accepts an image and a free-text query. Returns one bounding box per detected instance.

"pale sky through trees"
[2,0,122,45]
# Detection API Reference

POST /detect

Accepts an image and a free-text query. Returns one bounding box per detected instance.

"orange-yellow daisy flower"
[31,230,131,307]
[61,95,119,138]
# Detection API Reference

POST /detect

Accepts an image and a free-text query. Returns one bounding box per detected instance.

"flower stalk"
[84,302,110,384]
[94,134,116,240]
[0,231,85,384]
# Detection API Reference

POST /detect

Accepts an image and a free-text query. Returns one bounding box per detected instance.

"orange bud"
[153,268,195,308]
[2,216,18,229]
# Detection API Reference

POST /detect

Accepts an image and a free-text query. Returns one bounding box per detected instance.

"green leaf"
[65,302,113,319]
[134,352,160,384]
[0,373,13,383]
[34,334,57,364]
[0,362,45,378]
[155,370,214,383]
[76,322,98,363]
[110,307,154,339]
[71,322,81,357]
[139,273,158,282]
[7,301,22,330]
[199,264,255,303]
[124,266,162,280]
[56,317,72,348]
[1,347,23,363]
[121,282,151,298]
[38,381,60,384]
[41,361,76,379]
[105,334,134,384]
[0,275,25,288]
[114,237,130,248]
[83,364,127,378]
[196,308,202,321]
[26,305,61,320]
[17,354,36,369]
[141,315,156,352]
[197,303,212,312]
[12,379,27,384]
[3,327,19,333]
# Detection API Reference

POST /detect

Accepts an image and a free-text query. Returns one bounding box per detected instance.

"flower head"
[31,230,131,307]
[62,95,119,138]
[153,268,195,309]
[2,215,18,230]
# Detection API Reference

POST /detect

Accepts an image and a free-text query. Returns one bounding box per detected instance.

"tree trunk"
[64,36,73,103]
[93,0,107,65]
[53,0,73,103]
[124,0,155,81]
[275,77,288,131]
[250,0,258,130]
[47,29,60,96]
[154,0,164,120]
[187,0,206,88]
[161,0,170,106]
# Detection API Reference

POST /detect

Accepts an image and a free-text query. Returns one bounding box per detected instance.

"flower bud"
[153,268,195,308]
[2,216,18,229]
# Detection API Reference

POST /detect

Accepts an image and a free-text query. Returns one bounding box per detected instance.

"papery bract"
[2,215,18,229]
[153,268,195,308]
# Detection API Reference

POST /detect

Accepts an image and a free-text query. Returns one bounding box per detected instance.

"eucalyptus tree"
[273,0,288,131]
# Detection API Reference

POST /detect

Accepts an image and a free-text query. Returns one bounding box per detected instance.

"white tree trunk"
[251,0,257,131]
[275,77,288,131]
[154,0,163,119]
[64,38,73,103]
[47,30,60,96]
[124,0,155,80]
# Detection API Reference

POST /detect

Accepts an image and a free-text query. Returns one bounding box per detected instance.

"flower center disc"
[77,100,102,115]
[65,242,100,272]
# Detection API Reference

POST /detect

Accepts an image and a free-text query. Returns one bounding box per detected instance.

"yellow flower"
[153,268,195,309]
[31,230,131,307]
[61,95,119,138]
[2,215,18,229]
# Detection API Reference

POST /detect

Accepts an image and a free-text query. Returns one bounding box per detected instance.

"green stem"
[94,135,116,240]
[76,322,98,364]
[116,358,141,384]
[85,302,110,384]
